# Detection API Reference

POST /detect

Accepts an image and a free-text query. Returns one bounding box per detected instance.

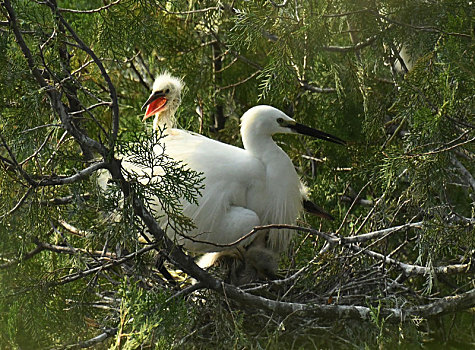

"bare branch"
[0,186,34,219]
[39,193,91,206]
[343,221,423,244]
[299,80,336,93]
[220,283,475,322]
[350,244,474,275]
[322,9,371,18]
[46,2,120,148]
[373,10,472,39]
[37,161,107,186]
[321,32,380,52]
[0,242,46,269]
[0,132,38,186]
[56,243,160,286]
[157,5,220,15]
[20,123,62,134]
[3,0,108,156]
[269,0,288,7]
[57,0,122,14]
[61,328,118,349]
[216,70,261,91]
[19,128,55,166]
[450,154,475,192]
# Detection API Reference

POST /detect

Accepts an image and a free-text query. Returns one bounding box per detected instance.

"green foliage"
[115,128,204,235]
[0,0,474,348]
[112,280,192,349]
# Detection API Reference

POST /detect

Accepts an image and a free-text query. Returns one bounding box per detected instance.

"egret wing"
[155,129,266,251]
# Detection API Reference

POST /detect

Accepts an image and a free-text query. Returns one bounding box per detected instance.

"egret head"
[142,72,183,128]
[241,105,345,145]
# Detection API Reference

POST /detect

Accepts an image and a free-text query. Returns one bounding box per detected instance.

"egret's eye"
[276,118,284,124]
[165,88,170,94]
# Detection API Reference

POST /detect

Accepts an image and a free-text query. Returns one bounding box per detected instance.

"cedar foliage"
[0,0,473,348]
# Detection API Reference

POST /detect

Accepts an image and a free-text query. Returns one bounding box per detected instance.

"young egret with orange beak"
[136,74,345,284]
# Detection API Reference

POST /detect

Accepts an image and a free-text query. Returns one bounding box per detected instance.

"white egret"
[124,73,345,284]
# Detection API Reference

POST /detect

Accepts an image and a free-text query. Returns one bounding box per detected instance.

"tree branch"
[57,0,122,14]
[36,161,108,186]
[46,2,120,149]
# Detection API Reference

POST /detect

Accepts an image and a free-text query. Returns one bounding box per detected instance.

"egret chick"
[135,74,345,284]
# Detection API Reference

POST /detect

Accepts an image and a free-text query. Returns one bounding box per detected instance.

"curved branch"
[37,161,108,186]
[47,2,120,149]
[58,0,122,14]
[2,0,108,156]
[321,32,380,52]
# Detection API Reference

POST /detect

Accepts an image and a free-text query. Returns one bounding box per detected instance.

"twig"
[349,244,473,275]
[157,5,219,15]
[450,154,475,192]
[58,0,122,14]
[37,162,107,186]
[0,241,46,269]
[373,10,472,39]
[47,2,120,148]
[299,80,336,93]
[269,0,288,7]
[321,32,381,52]
[39,193,91,206]
[55,243,160,286]
[0,186,34,219]
[61,328,118,349]
[20,124,61,133]
[167,282,207,301]
[3,0,108,156]
[216,70,261,91]
[19,128,56,166]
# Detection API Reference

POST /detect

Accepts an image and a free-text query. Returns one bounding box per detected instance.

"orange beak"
[142,97,167,121]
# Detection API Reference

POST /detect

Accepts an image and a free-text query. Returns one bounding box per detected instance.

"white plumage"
[117,73,344,283]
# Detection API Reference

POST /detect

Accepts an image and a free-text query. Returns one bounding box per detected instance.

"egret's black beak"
[141,91,166,111]
[289,123,346,146]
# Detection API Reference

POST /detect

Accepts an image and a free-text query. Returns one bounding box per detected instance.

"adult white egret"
[127,73,345,284]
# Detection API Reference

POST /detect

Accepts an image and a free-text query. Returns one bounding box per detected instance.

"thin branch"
[39,193,91,206]
[450,155,475,192]
[322,9,371,18]
[37,161,107,186]
[340,195,373,207]
[0,132,38,186]
[20,123,62,133]
[299,80,336,93]
[68,101,112,115]
[20,128,56,165]
[3,0,108,156]
[57,219,88,237]
[321,32,380,52]
[343,221,423,244]
[350,244,473,275]
[216,70,261,91]
[407,136,475,158]
[0,242,46,269]
[220,283,475,322]
[0,186,34,219]
[157,5,219,15]
[336,182,372,236]
[55,243,160,286]
[269,0,288,7]
[61,328,118,349]
[167,282,207,301]
[57,0,122,14]
[47,2,120,148]
[373,10,472,39]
